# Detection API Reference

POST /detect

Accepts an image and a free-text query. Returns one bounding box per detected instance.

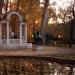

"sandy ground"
[0,46,75,56]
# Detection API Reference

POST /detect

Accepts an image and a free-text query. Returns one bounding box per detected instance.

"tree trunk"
[5,0,8,14]
[69,6,75,48]
[69,19,74,48]
[40,0,49,37]
[40,0,49,45]
[16,0,20,12]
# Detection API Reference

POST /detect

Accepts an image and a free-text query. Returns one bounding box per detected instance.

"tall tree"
[69,5,75,48]
[68,0,75,48]
[19,0,42,40]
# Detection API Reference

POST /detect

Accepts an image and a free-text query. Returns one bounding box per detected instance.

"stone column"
[7,21,10,45]
[25,23,27,43]
[20,23,22,46]
[0,23,2,39]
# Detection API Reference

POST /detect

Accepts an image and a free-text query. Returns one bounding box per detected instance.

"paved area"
[0,46,75,56]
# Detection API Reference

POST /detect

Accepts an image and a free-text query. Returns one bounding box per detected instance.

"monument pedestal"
[37,46,45,50]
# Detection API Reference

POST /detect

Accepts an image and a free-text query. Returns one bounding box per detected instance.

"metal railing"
[0,39,27,45]
[0,56,75,75]
[9,39,20,44]
[0,39,28,49]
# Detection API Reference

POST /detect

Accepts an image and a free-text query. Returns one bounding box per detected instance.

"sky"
[40,0,73,24]
[40,0,72,9]
[40,0,72,15]
[4,0,17,2]
[50,0,72,9]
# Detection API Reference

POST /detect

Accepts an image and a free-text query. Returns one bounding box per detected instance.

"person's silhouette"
[36,30,40,45]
